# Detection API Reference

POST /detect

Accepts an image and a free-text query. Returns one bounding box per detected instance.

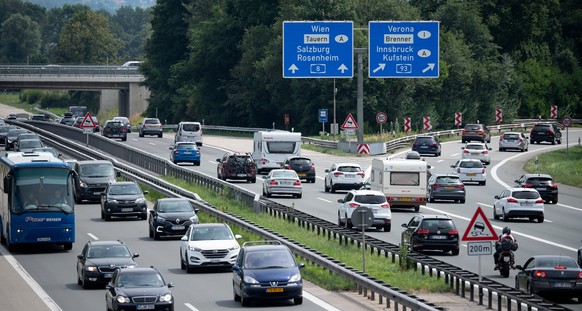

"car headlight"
[108,199,119,204]
[159,293,173,302]
[85,266,97,272]
[227,244,240,251]
[289,272,302,283]
[243,275,259,284]
[116,296,130,304]
[125,264,136,269]
[156,216,166,223]
[188,245,202,252]
[79,180,87,188]
[136,198,146,204]
[189,215,199,224]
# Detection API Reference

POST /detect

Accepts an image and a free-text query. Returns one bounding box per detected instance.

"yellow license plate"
[445,187,454,190]
[399,197,413,201]
[467,173,476,176]
[267,288,284,293]
[298,173,306,177]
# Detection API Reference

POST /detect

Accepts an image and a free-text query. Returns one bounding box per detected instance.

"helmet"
[502,227,511,235]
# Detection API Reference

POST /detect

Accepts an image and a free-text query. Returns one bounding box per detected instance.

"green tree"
[109,6,151,62]
[55,10,122,64]
[0,13,42,63]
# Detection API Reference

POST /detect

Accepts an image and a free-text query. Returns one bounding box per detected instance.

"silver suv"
[138,118,163,138]
[174,121,202,146]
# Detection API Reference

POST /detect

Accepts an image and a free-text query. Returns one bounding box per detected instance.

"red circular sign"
[376,112,387,124]
[562,116,572,128]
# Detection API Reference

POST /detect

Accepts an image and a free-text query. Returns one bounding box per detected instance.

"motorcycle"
[497,250,515,278]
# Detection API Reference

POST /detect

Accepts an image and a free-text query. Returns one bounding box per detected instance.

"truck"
[68,106,87,117]
[252,131,301,173]
[369,158,429,211]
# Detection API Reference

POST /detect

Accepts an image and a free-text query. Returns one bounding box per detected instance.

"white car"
[179,223,241,272]
[461,142,492,165]
[324,163,366,193]
[493,188,544,223]
[337,190,391,232]
[451,159,487,185]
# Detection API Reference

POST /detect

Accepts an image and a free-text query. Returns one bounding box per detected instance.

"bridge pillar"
[128,82,149,117]
[100,90,118,113]
[99,84,149,118]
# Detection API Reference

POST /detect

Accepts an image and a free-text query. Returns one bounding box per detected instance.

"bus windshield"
[13,167,73,214]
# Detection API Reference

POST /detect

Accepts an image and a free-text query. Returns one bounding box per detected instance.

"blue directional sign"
[319,109,328,123]
[369,21,439,78]
[283,21,353,78]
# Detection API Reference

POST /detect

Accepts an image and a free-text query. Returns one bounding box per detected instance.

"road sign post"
[376,112,387,137]
[462,207,498,282]
[319,109,328,135]
[351,206,374,273]
[80,112,97,146]
[368,21,439,78]
[562,116,572,154]
[283,21,353,78]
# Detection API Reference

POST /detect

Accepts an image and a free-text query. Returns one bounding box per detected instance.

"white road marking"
[318,198,333,203]
[303,291,342,311]
[437,159,444,163]
[422,205,574,251]
[87,233,99,240]
[149,142,156,146]
[450,153,459,157]
[184,303,200,311]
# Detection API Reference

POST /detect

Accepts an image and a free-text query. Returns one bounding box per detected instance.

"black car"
[216,152,257,183]
[514,173,559,204]
[74,160,118,203]
[283,156,316,183]
[401,214,460,255]
[148,198,199,240]
[411,135,441,156]
[31,114,50,121]
[102,120,128,141]
[105,267,174,311]
[101,181,149,221]
[530,122,562,145]
[427,174,466,203]
[14,132,40,151]
[76,240,139,289]
[5,128,29,151]
[0,125,17,146]
[233,241,304,306]
[515,255,582,301]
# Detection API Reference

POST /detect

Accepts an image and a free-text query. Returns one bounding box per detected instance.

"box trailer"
[252,131,301,173]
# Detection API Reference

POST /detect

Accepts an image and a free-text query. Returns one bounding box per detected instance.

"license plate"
[281,181,292,185]
[236,174,247,177]
[430,235,447,240]
[267,288,284,293]
[445,186,454,190]
[536,187,546,191]
[121,208,133,212]
[553,282,573,288]
[503,256,510,262]
[420,146,428,148]
[538,132,545,134]
[112,134,120,137]
[297,173,306,177]
[37,237,51,241]
[103,273,113,278]
[345,174,355,178]
[520,202,533,206]
[137,305,155,310]
[172,225,185,230]
[467,173,476,176]
[94,192,102,195]
[184,151,192,154]
[399,197,413,201]
[372,209,379,214]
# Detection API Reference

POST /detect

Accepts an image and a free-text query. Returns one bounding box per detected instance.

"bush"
[19,90,45,105]
[39,91,70,108]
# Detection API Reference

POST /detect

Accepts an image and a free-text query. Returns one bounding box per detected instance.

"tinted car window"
[353,194,386,204]
[145,119,160,124]
[182,123,200,131]
[460,161,483,168]
[504,133,519,140]
[512,191,540,199]
[420,219,455,230]
[465,124,481,130]
[338,166,361,172]
[435,176,461,184]
[289,158,311,166]
[527,177,553,184]
[466,144,485,150]
[415,137,435,143]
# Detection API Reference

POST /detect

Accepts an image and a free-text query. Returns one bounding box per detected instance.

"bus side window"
[3,175,10,193]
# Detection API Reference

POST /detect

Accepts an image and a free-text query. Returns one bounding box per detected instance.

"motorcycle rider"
[493,227,517,270]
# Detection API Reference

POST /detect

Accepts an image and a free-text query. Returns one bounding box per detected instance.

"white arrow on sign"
[372,63,386,73]
[338,64,348,73]
[422,63,435,73]
[288,64,299,73]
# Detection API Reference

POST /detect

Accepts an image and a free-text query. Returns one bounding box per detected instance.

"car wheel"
[180,251,186,270]
[451,249,460,256]
[538,215,544,223]
[233,285,241,302]
[158,133,163,138]
[186,260,194,273]
[296,193,302,199]
[75,194,82,204]
[345,214,353,229]
[104,212,111,221]
[140,213,147,220]
[552,197,558,204]
[149,225,153,238]
[330,182,336,193]
[153,229,161,240]
[195,161,200,166]
[241,295,251,307]
[461,139,466,143]
[383,224,391,232]
[414,205,420,212]
[101,209,105,220]
[530,139,534,144]
[499,148,503,152]
[77,272,82,285]
[294,297,303,305]
[139,132,144,137]
[310,178,316,183]
[528,282,536,295]
[324,182,329,192]
[460,199,465,203]
[81,273,90,289]
[337,213,343,226]
[502,208,509,222]
[493,207,499,220]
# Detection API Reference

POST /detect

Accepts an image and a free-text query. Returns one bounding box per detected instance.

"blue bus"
[0,152,75,250]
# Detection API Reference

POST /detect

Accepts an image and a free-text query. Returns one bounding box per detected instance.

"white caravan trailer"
[369,158,429,211]
[252,131,301,173]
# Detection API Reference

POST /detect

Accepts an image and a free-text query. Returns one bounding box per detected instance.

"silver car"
[461,142,492,165]
[499,132,529,152]
[262,169,302,198]
[451,159,487,185]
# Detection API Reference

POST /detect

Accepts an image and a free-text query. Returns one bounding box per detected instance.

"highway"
[3,128,582,311]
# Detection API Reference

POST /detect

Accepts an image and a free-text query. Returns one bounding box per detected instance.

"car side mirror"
[216,158,220,162]
[181,235,188,241]
[115,172,121,178]
[262,176,267,179]
[77,254,84,260]
[461,147,465,150]
[337,199,344,203]
[194,208,200,213]
[169,146,173,150]
[298,263,305,269]
[143,190,149,195]
[234,234,243,239]
[132,253,139,258]
[167,283,174,288]
[514,180,519,183]
[325,169,330,173]
[450,165,455,168]
[401,223,407,228]
[494,195,500,199]
[515,265,523,270]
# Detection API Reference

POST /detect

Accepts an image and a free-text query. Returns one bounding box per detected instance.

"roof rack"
[242,240,282,247]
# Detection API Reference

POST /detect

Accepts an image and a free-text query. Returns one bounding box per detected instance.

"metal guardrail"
[14,119,572,311]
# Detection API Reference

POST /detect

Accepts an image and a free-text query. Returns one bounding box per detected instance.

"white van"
[252,131,301,173]
[369,158,429,211]
[175,121,203,146]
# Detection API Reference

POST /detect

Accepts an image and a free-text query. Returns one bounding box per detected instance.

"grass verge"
[523,145,582,187]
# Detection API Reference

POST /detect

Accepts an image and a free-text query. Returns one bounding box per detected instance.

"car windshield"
[79,163,114,177]
[271,171,298,178]
[415,137,434,143]
[289,158,311,165]
[459,161,483,168]
[117,273,164,288]
[19,140,43,148]
[190,226,233,241]
[435,176,461,184]
[229,156,251,164]
[145,119,160,124]
[33,148,58,157]
[182,123,200,131]
[177,143,197,149]
[466,144,485,150]
[526,177,553,184]
[109,184,141,195]
[536,256,578,268]
[338,166,361,172]
[244,250,296,269]
[421,219,454,230]
[354,194,386,204]
[87,245,131,258]
[159,201,193,213]
[512,191,540,199]
[106,121,122,127]
[503,134,519,140]
[465,125,482,131]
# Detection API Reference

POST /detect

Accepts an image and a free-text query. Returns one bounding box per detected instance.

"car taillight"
[535,199,544,204]
[481,168,485,173]
[461,129,467,133]
[481,150,488,154]
[507,198,518,203]
[269,180,278,185]
[357,172,365,178]
[500,135,504,140]
[547,130,554,135]
[333,172,343,177]
[448,229,458,235]
[578,272,582,280]
[381,203,390,209]
[309,165,315,171]
[463,150,470,154]
[196,150,200,154]
[349,203,360,208]
[432,184,441,188]
[518,136,523,141]
[549,184,558,189]
[522,183,534,188]
[417,229,429,235]
[174,150,179,154]
[534,270,547,278]
[284,165,291,169]
[456,185,465,189]
[430,143,437,147]
[293,180,301,186]
[477,130,484,133]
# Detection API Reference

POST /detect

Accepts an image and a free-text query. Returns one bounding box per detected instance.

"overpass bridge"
[0,65,150,117]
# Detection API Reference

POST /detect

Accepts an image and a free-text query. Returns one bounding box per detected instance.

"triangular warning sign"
[80,112,96,129]
[461,206,498,241]
[341,113,359,129]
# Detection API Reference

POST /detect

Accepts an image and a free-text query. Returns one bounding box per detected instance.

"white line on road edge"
[422,205,575,252]
[87,232,99,240]
[184,303,200,311]
[318,197,333,203]
[0,245,62,311]
[303,291,342,311]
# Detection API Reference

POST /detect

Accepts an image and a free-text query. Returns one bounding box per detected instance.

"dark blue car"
[411,135,441,156]
[169,142,201,165]
[233,241,304,306]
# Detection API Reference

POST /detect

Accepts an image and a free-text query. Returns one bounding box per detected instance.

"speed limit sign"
[376,112,387,124]
[562,116,572,128]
